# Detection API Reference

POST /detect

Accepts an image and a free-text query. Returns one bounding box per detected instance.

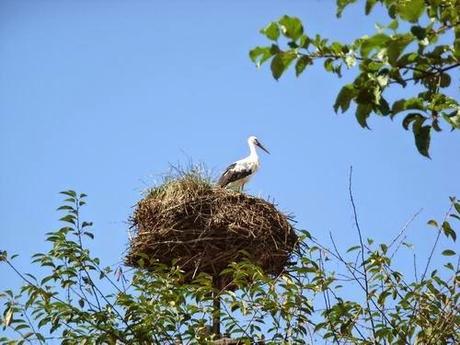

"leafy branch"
[251,1,460,157]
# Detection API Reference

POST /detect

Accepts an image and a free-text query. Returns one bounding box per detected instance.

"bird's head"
[248,136,270,154]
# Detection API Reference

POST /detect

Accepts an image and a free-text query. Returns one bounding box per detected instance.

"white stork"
[217,136,270,191]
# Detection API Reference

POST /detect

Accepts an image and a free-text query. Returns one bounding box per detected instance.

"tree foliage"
[1,189,458,344]
[250,0,460,157]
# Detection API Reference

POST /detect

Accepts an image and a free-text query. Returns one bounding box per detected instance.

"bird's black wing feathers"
[217,163,253,187]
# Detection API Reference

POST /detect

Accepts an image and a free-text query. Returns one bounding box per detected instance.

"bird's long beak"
[256,142,270,154]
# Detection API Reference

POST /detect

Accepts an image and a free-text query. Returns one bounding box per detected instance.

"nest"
[126,171,297,287]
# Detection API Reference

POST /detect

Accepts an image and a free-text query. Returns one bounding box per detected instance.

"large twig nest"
[126,170,297,286]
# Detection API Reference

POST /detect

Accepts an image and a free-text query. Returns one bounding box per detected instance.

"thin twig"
[23,309,44,345]
[421,203,454,282]
[388,208,423,250]
[319,249,341,344]
[348,166,377,343]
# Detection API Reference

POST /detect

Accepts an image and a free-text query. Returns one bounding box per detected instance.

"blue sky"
[0,0,459,322]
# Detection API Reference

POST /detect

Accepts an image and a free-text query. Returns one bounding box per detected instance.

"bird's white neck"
[248,142,259,160]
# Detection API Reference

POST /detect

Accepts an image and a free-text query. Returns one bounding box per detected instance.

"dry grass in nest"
[125,168,297,287]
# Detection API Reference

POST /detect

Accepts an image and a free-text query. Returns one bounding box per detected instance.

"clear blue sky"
[1,0,459,315]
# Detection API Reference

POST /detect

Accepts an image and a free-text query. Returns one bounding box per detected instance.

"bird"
[217,136,270,191]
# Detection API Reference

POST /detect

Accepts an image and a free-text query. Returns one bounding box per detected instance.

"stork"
[217,136,270,191]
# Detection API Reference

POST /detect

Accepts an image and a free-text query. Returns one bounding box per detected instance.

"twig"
[310,236,364,277]
[348,166,377,343]
[319,249,341,344]
[22,309,43,345]
[420,203,454,282]
[388,208,423,250]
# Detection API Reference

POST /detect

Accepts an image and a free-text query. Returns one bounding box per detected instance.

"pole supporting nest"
[212,277,221,338]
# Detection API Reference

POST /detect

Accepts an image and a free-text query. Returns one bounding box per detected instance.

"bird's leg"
[240,183,245,192]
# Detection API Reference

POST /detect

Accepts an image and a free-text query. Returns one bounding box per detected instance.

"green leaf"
[377,97,390,116]
[439,73,451,88]
[410,26,426,40]
[299,229,312,239]
[249,46,273,67]
[83,231,94,240]
[270,52,296,80]
[336,0,358,17]
[261,22,280,41]
[249,47,263,63]
[4,308,12,327]
[365,0,377,15]
[271,54,285,80]
[347,245,361,253]
[14,324,29,331]
[398,0,425,23]
[442,221,456,242]
[441,249,456,256]
[295,55,312,76]
[388,19,399,31]
[324,58,335,72]
[455,201,460,214]
[387,34,413,64]
[432,119,442,132]
[402,112,424,130]
[57,205,74,211]
[38,317,50,328]
[413,124,431,158]
[60,190,76,197]
[356,103,372,128]
[391,99,407,115]
[404,98,425,110]
[24,273,36,281]
[334,84,356,113]
[356,84,379,105]
[445,262,454,270]
[360,33,389,57]
[454,39,460,60]
[392,97,426,118]
[279,16,303,41]
[59,215,75,224]
[442,109,460,129]
[427,219,438,227]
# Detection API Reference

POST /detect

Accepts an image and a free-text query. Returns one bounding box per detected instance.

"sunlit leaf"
[360,33,389,57]
[386,34,413,64]
[261,22,280,41]
[279,15,303,41]
[398,0,425,23]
